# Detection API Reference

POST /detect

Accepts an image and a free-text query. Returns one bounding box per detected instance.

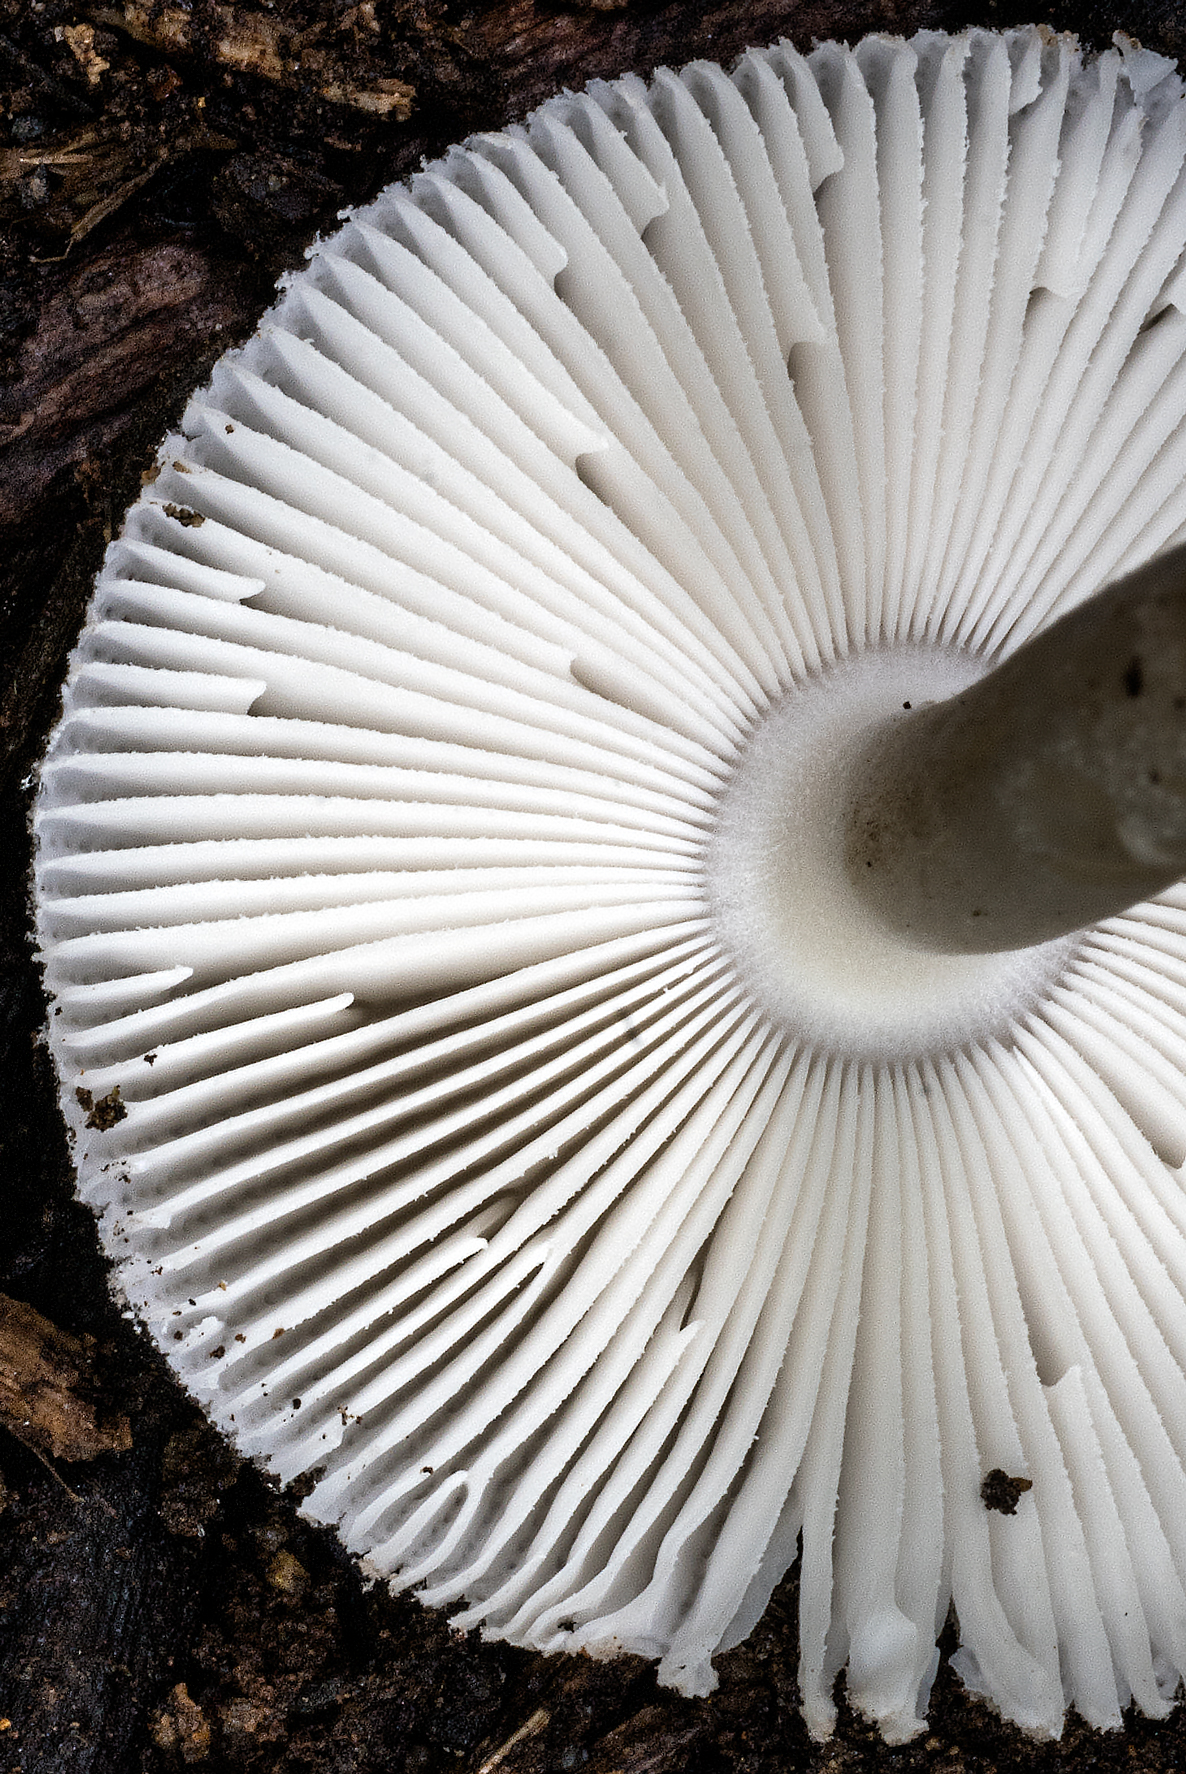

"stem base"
[707,648,1074,1061]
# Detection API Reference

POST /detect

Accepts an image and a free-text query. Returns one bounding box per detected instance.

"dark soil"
[2,2,1186,1770]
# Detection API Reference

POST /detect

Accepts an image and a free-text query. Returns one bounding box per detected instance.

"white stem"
[846,546,1186,952]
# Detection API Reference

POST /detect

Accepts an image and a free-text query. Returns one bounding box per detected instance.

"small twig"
[65,161,162,246]
[474,1708,550,1774]
[18,1439,82,1503]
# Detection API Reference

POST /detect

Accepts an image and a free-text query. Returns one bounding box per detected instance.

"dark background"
[3,3,1186,1770]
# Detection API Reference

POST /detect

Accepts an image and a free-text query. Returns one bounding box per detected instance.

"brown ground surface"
[4,3,1186,1770]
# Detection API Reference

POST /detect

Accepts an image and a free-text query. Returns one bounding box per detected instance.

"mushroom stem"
[846,545,1186,952]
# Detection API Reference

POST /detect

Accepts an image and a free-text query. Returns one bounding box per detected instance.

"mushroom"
[31,24,1186,1744]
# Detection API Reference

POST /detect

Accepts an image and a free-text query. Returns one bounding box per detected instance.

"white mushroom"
[32,25,1186,1744]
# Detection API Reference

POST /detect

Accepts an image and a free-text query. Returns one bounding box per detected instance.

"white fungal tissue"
[34,25,1186,1743]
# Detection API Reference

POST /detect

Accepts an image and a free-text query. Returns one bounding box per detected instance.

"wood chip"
[0,1293,132,1463]
[94,3,414,117]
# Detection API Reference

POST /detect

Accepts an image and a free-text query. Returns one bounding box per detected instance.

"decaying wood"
[0,1290,131,1462]
[92,4,415,118]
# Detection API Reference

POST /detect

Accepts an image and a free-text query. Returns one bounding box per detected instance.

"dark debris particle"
[162,502,204,526]
[75,1083,126,1130]
[284,1464,325,1503]
[980,1468,1034,1515]
[290,1677,340,1722]
[1124,654,1145,697]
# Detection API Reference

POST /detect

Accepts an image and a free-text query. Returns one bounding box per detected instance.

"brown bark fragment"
[0,1291,131,1462]
[0,234,250,524]
[93,3,415,117]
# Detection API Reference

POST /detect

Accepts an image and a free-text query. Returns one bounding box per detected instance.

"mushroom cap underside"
[33,25,1186,1743]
